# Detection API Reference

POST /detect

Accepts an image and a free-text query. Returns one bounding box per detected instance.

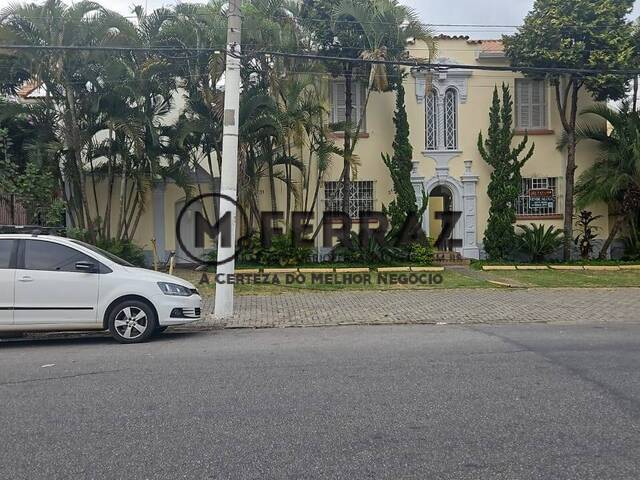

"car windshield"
[70,240,135,267]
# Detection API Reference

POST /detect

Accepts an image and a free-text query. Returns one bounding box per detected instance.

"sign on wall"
[528,188,554,210]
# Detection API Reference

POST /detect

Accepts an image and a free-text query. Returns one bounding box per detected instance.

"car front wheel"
[108,300,157,344]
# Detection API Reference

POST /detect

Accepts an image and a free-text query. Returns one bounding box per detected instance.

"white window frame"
[515,79,547,130]
[331,80,366,132]
[425,88,459,151]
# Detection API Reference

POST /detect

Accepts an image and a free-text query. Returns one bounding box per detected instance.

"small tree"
[478,85,534,260]
[504,0,635,260]
[574,210,602,260]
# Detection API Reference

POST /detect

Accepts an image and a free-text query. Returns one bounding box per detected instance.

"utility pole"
[214,0,242,319]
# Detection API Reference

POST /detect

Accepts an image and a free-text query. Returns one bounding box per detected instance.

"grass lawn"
[171,266,640,296]
[484,269,640,288]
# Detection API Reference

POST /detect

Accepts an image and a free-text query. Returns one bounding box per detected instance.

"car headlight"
[157,282,193,296]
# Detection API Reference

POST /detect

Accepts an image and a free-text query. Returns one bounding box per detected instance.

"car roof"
[0,234,72,241]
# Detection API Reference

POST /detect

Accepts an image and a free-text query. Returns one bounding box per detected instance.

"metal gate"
[0,194,28,225]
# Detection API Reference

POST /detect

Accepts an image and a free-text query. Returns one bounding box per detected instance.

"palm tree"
[329,0,436,213]
[572,103,640,258]
[237,86,303,228]
[0,0,136,235]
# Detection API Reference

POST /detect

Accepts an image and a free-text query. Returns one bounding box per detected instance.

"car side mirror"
[75,260,97,273]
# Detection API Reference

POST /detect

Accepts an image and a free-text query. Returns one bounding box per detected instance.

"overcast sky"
[405,0,640,39]
[0,0,639,40]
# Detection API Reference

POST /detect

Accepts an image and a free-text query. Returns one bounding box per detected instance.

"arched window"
[444,89,458,150]
[425,90,438,151]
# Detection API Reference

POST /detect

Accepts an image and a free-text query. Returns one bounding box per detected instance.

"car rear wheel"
[108,300,157,344]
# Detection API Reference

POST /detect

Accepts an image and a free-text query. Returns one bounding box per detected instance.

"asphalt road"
[2,324,640,480]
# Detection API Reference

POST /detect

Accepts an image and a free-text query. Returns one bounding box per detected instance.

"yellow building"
[52,36,609,263]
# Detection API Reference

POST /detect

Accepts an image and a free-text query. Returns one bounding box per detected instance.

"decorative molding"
[514,129,555,136]
[411,58,473,105]
[421,150,462,171]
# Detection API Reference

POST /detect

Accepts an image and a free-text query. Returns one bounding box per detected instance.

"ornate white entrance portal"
[410,59,479,259]
[412,160,479,259]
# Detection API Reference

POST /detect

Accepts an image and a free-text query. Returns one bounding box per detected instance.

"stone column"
[410,160,427,231]
[152,181,166,263]
[461,160,480,259]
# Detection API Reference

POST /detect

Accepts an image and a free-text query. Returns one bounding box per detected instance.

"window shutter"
[530,80,546,129]
[348,82,365,131]
[333,82,346,124]
[516,80,530,129]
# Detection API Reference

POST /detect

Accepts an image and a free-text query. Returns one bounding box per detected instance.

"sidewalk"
[199,287,640,329]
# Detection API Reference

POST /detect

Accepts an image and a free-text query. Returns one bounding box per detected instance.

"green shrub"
[258,235,313,266]
[622,216,640,261]
[98,239,146,267]
[408,239,435,265]
[66,229,147,267]
[236,234,312,266]
[516,223,564,263]
[333,232,406,264]
[573,210,602,260]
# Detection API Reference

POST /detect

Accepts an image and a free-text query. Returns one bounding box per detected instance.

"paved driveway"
[201,287,640,328]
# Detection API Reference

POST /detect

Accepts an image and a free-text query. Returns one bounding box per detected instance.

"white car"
[0,233,202,343]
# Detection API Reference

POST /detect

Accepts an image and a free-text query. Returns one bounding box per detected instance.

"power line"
[255,50,640,77]
[1,44,638,78]
[0,44,227,54]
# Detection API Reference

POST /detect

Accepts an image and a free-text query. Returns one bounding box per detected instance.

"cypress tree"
[383,81,426,240]
[478,84,535,260]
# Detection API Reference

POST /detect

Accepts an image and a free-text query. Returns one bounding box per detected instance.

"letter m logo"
[195,211,232,248]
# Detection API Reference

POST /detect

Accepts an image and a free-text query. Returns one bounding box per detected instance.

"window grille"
[444,89,458,150]
[516,177,559,216]
[323,181,375,219]
[425,91,438,150]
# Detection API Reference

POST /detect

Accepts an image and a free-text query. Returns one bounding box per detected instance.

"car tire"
[108,300,157,344]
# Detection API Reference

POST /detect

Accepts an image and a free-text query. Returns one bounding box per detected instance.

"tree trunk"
[563,131,577,260]
[285,142,292,232]
[117,161,128,240]
[63,81,92,236]
[266,141,277,212]
[88,154,100,237]
[563,84,580,261]
[634,76,638,112]
[104,156,114,240]
[598,215,625,259]
[302,148,314,219]
[555,79,581,262]
[342,67,353,216]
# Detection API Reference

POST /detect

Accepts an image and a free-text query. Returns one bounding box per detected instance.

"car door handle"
[18,275,34,282]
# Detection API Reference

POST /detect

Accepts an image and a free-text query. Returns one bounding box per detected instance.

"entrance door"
[0,239,16,325]
[428,185,461,252]
[14,239,99,325]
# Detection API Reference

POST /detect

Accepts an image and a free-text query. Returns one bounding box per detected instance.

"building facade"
[16,36,608,263]
[300,36,608,260]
